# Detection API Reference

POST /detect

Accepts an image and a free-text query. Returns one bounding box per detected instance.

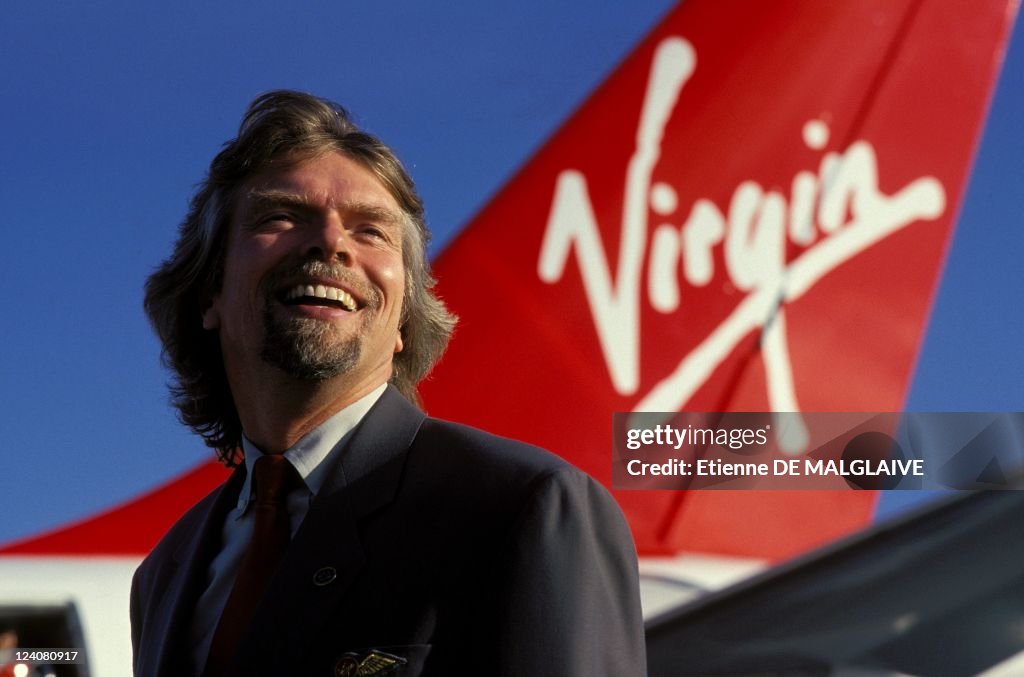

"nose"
[304,215,352,265]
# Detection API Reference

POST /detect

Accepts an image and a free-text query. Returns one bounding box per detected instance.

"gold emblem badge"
[334,650,406,676]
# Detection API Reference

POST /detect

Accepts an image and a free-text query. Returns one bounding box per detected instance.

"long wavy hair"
[145,90,456,464]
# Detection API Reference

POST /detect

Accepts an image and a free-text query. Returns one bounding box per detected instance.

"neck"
[231,366,387,454]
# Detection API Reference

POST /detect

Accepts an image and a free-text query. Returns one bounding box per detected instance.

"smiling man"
[203,151,408,453]
[130,91,646,677]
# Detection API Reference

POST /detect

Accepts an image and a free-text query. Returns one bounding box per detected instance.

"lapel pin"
[313,566,337,586]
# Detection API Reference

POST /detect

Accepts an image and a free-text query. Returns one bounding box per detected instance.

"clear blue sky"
[1,3,1020,544]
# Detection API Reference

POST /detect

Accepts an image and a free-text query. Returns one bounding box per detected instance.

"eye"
[245,211,296,232]
[355,224,389,241]
[263,212,294,224]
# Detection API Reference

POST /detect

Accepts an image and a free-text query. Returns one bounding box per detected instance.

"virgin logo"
[538,37,946,448]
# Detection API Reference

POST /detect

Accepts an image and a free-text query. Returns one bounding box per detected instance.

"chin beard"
[260,313,361,381]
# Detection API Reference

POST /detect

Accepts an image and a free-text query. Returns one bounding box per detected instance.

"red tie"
[204,454,301,676]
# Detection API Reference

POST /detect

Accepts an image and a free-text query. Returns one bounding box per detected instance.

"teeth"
[285,283,356,311]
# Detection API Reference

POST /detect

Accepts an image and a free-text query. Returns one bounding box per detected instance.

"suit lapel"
[233,386,426,672]
[144,467,244,677]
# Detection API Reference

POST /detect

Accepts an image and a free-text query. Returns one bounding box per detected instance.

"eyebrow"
[243,189,405,227]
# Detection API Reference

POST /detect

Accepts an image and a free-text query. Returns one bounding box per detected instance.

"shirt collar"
[235,383,387,514]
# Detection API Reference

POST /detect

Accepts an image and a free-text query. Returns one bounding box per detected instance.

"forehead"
[235,150,404,218]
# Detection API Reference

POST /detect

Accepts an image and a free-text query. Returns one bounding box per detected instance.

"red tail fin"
[421,0,1018,560]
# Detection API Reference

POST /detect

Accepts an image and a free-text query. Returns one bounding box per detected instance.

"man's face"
[202,151,406,392]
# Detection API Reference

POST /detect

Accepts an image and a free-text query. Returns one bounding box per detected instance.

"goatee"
[260,312,361,381]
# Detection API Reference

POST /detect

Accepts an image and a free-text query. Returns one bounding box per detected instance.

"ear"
[393,330,404,355]
[201,296,221,330]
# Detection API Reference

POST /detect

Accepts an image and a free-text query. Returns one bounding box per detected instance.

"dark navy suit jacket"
[130,386,646,676]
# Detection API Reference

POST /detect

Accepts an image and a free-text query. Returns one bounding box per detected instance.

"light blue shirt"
[186,384,386,674]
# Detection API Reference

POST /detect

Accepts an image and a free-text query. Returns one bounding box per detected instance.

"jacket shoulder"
[414,416,573,480]
[403,416,618,524]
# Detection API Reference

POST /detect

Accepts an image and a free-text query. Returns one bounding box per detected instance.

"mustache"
[262,258,381,309]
